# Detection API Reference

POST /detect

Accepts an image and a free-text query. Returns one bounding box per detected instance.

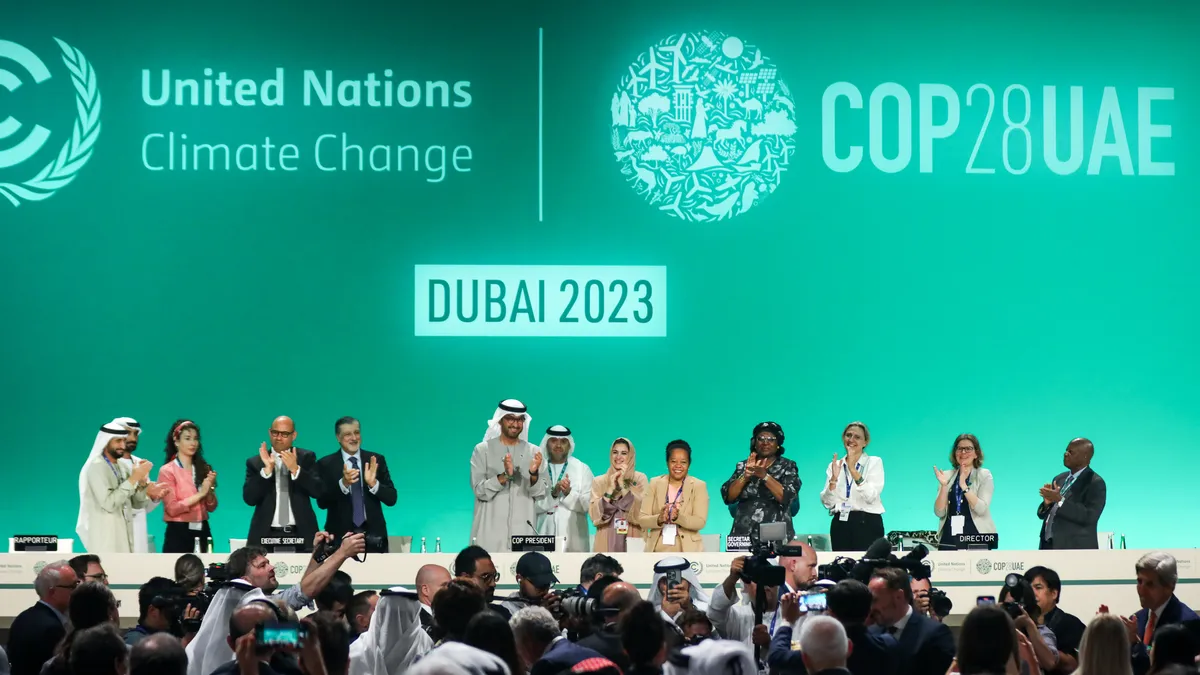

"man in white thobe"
[114,417,166,552]
[534,425,594,552]
[469,399,545,552]
[77,420,155,553]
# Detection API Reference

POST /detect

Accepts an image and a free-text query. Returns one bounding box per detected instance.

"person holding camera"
[933,433,996,550]
[648,558,711,624]
[499,552,562,618]
[706,556,782,651]
[316,417,397,554]
[999,575,1060,673]
[721,422,801,548]
[820,422,886,552]
[124,577,201,647]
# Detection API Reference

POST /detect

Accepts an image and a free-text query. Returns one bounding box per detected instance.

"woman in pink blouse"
[158,419,218,553]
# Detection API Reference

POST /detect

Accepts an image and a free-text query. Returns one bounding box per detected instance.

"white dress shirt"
[706,583,783,648]
[819,453,886,515]
[338,450,380,495]
[259,451,302,528]
[890,604,914,638]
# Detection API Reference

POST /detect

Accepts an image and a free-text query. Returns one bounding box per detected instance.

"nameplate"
[512,535,555,552]
[949,533,998,551]
[12,535,58,552]
[725,536,752,552]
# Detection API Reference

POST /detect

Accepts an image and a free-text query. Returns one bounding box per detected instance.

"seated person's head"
[70,581,120,631]
[316,570,354,616]
[599,581,642,627]
[956,605,1017,675]
[454,546,497,602]
[226,603,277,658]
[346,590,378,637]
[510,606,562,671]
[70,624,128,675]
[136,577,180,633]
[827,579,872,626]
[619,601,667,667]
[675,609,713,644]
[432,579,487,642]
[130,633,187,675]
[306,610,352,675]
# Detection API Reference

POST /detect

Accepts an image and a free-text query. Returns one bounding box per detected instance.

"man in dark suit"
[1037,437,1107,550]
[512,605,604,675]
[209,604,284,675]
[770,579,898,675]
[315,417,397,553]
[7,561,77,675]
[868,568,955,675]
[1126,552,1200,675]
[243,416,323,551]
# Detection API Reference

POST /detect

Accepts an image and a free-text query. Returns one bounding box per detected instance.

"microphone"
[527,520,537,534]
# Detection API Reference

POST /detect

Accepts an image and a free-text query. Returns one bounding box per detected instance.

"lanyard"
[549,462,566,486]
[768,603,780,634]
[952,474,967,515]
[665,483,685,508]
[1061,473,1078,495]
[843,461,862,498]
[103,456,122,481]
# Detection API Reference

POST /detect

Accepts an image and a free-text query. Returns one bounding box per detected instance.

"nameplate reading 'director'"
[414,265,666,337]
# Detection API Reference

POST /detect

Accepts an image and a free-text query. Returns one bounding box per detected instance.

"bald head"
[130,633,187,675]
[602,582,642,612]
[1064,438,1094,471]
[230,604,274,640]
[416,564,452,605]
[783,541,819,590]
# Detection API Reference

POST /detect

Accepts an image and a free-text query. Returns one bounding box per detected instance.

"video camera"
[816,538,933,585]
[558,586,605,621]
[1000,573,1037,621]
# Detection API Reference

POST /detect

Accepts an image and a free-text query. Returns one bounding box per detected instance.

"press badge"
[615,518,629,535]
[951,515,965,536]
[662,524,678,546]
[839,502,851,521]
[188,522,203,531]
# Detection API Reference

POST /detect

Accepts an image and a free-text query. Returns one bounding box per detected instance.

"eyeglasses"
[54,581,80,590]
[269,430,294,438]
[755,436,778,444]
[476,572,501,583]
[86,573,108,582]
[956,448,976,453]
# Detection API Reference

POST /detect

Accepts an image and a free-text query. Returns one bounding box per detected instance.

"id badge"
[615,518,629,535]
[838,511,850,522]
[662,524,678,546]
[188,522,203,531]
[950,515,965,536]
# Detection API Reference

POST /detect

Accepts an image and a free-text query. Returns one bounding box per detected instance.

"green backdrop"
[1,0,1195,553]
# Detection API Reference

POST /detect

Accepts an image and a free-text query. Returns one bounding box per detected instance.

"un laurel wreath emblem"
[0,38,101,207]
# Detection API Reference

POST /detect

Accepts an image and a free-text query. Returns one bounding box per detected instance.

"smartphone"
[977,595,996,606]
[256,621,306,648]
[801,593,828,612]
[665,568,683,588]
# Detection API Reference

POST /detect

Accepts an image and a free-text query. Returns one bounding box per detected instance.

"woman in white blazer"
[933,433,996,548]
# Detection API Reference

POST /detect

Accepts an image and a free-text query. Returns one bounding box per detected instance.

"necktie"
[1043,474,1077,541]
[886,625,899,636]
[276,458,292,528]
[1144,611,1157,646]
[349,456,366,527]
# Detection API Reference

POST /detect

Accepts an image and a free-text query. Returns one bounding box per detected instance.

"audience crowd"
[3,542,1199,675]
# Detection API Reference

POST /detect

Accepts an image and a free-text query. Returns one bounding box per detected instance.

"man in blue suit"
[1126,552,1199,675]
[512,605,605,675]
[868,568,956,675]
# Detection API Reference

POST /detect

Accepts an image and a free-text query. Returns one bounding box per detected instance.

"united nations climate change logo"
[976,559,993,575]
[611,31,796,222]
[0,38,100,207]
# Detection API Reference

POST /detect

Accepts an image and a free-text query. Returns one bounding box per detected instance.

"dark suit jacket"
[870,611,955,675]
[577,626,630,673]
[1131,595,1200,675]
[768,623,897,675]
[1037,467,1106,549]
[242,448,323,550]
[530,639,604,675]
[314,450,397,549]
[210,659,283,675]
[7,602,65,675]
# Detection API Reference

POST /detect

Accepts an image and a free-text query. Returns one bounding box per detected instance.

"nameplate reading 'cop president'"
[511,535,556,552]
[414,265,667,337]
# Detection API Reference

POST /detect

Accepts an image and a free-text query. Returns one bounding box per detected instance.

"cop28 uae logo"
[0,38,101,207]
[611,31,796,222]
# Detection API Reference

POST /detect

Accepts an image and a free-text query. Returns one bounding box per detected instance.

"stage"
[0,548,1195,627]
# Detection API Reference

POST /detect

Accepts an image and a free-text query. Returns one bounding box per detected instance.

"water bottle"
[420,537,427,553]
[207,537,214,553]
[806,535,813,548]
[1121,534,1127,549]
[192,537,201,554]
[435,537,442,553]
[472,537,477,545]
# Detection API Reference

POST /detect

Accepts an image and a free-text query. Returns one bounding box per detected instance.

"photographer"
[911,577,951,624]
[707,556,781,650]
[232,532,366,611]
[647,558,711,624]
[576,579,642,671]
[499,552,561,618]
[1024,566,1085,672]
[999,575,1060,673]
[771,580,898,675]
[124,577,201,647]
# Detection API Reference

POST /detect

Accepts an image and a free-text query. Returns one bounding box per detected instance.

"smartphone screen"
[665,569,683,588]
[802,593,827,612]
[976,595,996,606]
[257,622,305,648]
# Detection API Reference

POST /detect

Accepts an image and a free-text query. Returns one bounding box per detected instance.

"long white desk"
[0,549,1195,622]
